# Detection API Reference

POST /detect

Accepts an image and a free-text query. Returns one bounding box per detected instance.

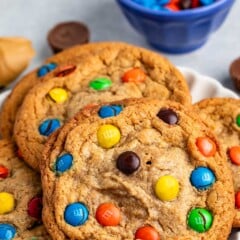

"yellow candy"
[0,192,15,214]
[48,88,68,103]
[155,175,179,201]
[97,124,121,149]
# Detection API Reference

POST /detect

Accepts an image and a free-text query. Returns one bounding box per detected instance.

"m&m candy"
[155,175,179,201]
[38,119,61,136]
[0,165,9,179]
[96,203,121,226]
[55,153,73,174]
[196,136,216,157]
[122,68,146,83]
[64,202,89,226]
[37,62,57,77]
[89,77,112,91]
[48,88,68,103]
[116,151,140,175]
[97,124,121,149]
[131,0,217,11]
[190,167,216,190]
[135,225,160,240]
[187,208,213,232]
[0,224,16,240]
[0,192,15,214]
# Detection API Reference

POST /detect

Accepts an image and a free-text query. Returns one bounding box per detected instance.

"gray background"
[0,0,239,94]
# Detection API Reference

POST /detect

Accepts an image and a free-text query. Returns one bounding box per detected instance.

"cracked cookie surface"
[14,42,191,171]
[41,98,234,240]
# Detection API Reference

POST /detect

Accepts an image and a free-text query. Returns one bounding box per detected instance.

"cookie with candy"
[0,42,124,139]
[13,42,190,171]
[41,98,234,240]
[194,98,240,227]
[0,140,50,240]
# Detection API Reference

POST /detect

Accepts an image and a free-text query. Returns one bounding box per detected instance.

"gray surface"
[0,0,240,94]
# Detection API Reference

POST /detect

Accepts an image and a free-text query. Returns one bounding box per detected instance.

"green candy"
[187,208,213,233]
[236,114,240,127]
[89,77,112,91]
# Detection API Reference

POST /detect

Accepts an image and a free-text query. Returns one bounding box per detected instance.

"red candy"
[196,137,216,157]
[191,0,200,8]
[0,165,9,179]
[135,226,160,240]
[27,196,43,220]
[229,146,240,165]
[122,68,146,83]
[16,149,24,160]
[235,192,240,209]
[95,203,121,226]
[55,64,76,77]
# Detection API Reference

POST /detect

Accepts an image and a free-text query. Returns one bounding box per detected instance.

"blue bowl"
[116,0,235,53]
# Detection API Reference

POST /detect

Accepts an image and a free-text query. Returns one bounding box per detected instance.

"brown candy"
[230,57,240,91]
[47,21,90,53]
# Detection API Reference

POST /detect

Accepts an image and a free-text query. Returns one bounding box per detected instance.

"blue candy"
[0,224,16,240]
[157,0,170,5]
[55,153,73,174]
[200,0,214,5]
[190,167,216,190]
[64,202,89,226]
[37,62,57,77]
[38,119,60,136]
[98,105,123,118]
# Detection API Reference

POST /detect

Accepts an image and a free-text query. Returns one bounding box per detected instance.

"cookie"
[0,139,50,239]
[194,97,240,227]
[14,42,191,171]
[0,42,122,139]
[47,21,90,53]
[40,98,234,240]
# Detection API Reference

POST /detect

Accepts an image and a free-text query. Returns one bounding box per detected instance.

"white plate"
[0,67,239,239]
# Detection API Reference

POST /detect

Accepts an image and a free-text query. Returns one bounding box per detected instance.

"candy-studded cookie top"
[41,98,234,240]
[13,42,190,171]
[0,140,50,239]
[194,98,240,227]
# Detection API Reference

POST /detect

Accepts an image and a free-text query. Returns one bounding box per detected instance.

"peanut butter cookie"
[14,42,190,171]
[0,140,50,239]
[194,97,240,227]
[41,98,234,240]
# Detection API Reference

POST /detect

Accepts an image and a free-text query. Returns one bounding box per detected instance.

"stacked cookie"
[0,42,236,239]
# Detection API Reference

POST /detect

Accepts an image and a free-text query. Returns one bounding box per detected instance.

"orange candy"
[122,68,146,83]
[229,146,240,165]
[95,203,121,226]
[135,226,160,240]
[165,2,181,11]
[235,192,240,208]
[196,137,216,157]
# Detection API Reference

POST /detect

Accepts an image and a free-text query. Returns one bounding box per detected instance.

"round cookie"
[194,97,240,227]
[40,98,234,240]
[0,42,123,139]
[0,140,50,239]
[14,42,191,171]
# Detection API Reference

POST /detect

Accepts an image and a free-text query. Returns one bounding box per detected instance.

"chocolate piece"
[47,21,89,53]
[180,0,192,9]
[230,57,240,91]
[116,151,140,175]
[157,108,178,125]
